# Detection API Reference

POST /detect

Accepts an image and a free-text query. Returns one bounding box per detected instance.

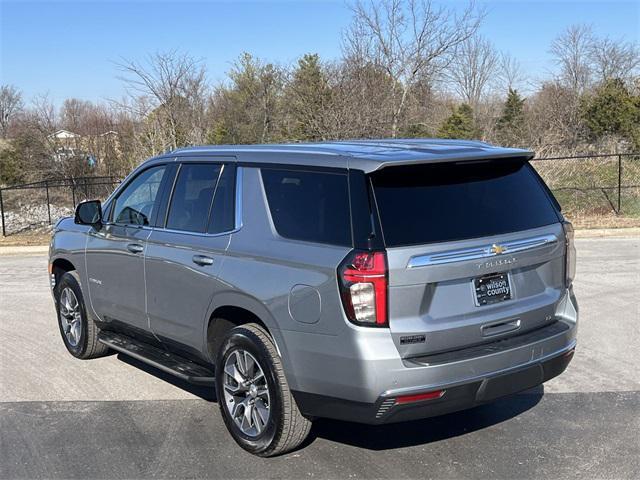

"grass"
[0,231,51,247]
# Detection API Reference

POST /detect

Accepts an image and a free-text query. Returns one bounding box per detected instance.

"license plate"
[474,273,511,306]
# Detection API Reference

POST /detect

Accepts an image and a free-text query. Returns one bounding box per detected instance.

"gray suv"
[49,139,578,456]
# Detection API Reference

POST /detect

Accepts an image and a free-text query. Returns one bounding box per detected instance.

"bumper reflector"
[395,389,445,405]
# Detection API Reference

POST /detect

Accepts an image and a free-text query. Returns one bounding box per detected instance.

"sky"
[1,0,639,106]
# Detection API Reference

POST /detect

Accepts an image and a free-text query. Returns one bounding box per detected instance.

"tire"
[215,323,312,457]
[54,271,109,359]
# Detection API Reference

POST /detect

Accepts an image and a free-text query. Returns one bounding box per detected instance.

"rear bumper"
[285,287,577,423]
[293,343,575,425]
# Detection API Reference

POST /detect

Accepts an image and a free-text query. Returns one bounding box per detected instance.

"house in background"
[47,129,120,166]
[48,129,80,142]
[48,129,81,162]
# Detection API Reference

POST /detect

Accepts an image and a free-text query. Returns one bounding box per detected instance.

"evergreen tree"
[0,139,23,185]
[581,78,640,149]
[287,54,331,140]
[211,53,285,144]
[437,103,477,139]
[495,88,526,147]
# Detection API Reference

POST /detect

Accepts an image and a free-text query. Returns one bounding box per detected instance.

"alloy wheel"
[222,349,271,437]
[59,287,82,347]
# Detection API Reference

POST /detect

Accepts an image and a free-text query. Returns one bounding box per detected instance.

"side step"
[98,331,215,386]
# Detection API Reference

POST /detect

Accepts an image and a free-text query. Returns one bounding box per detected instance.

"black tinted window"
[261,169,351,247]
[113,166,166,226]
[371,160,560,246]
[208,164,236,234]
[167,164,222,232]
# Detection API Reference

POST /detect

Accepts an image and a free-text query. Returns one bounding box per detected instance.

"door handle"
[127,243,144,254]
[192,254,214,266]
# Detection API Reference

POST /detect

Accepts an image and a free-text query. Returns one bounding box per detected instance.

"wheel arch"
[204,292,295,388]
[51,257,76,287]
[207,306,271,359]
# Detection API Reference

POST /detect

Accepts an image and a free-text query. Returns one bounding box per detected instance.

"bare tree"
[329,59,396,139]
[443,35,499,110]
[343,0,483,137]
[498,52,525,92]
[30,93,59,151]
[528,80,585,153]
[589,36,640,83]
[116,51,209,153]
[550,24,594,93]
[0,84,24,137]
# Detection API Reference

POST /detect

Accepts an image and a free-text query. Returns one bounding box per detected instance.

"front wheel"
[54,271,109,359]
[215,323,311,456]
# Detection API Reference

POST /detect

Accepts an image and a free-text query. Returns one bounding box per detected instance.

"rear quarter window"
[261,168,352,247]
[370,159,560,247]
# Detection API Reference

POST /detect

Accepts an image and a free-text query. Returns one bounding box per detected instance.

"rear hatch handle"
[481,319,521,337]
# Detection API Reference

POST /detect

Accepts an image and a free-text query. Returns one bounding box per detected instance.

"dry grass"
[0,231,51,247]
[567,213,640,229]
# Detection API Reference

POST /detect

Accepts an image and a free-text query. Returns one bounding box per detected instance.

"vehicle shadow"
[306,386,544,451]
[114,352,543,452]
[116,353,217,402]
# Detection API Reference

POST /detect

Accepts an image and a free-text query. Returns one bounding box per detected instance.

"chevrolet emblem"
[491,244,506,255]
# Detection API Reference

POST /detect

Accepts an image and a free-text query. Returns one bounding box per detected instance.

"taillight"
[563,221,576,287]
[338,250,388,327]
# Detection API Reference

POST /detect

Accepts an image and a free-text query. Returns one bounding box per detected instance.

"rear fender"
[203,290,296,389]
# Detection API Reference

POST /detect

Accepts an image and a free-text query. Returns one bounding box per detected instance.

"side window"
[208,164,236,234]
[261,168,352,247]
[166,163,222,233]
[112,166,167,226]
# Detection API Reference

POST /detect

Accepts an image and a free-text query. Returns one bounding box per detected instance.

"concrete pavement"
[1,238,639,479]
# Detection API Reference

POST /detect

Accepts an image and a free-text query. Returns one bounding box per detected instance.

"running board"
[98,331,215,386]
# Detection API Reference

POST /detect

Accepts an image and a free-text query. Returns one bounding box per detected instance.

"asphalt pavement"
[1,238,639,479]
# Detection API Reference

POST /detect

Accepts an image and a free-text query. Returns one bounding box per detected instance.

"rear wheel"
[55,271,109,359]
[216,323,311,456]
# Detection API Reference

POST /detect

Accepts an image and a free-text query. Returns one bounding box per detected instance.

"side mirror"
[75,200,103,226]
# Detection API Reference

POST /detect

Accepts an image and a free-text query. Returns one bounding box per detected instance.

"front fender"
[49,218,91,292]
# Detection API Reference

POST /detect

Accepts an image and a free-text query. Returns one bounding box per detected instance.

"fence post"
[0,188,5,236]
[45,181,52,225]
[617,154,622,214]
[71,183,76,209]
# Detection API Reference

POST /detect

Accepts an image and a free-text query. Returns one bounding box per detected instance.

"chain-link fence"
[0,176,120,236]
[1,153,639,236]
[530,153,640,228]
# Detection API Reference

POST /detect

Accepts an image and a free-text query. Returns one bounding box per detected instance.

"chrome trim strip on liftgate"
[407,234,558,268]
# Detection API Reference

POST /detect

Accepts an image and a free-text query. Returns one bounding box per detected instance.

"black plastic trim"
[405,321,570,367]
[151,163,179,228]
[292,348,574,425]
[98,331,215,385]
[348,169,384,250]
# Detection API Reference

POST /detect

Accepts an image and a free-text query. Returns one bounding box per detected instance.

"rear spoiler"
[372,151,535,172]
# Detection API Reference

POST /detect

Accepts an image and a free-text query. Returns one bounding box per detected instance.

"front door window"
[112,166,167,226]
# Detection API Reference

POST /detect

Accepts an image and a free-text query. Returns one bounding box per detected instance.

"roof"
[48,129,80,140]
[165,139,534,173]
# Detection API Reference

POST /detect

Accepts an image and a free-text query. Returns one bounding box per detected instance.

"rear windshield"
[370,160,560,247]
